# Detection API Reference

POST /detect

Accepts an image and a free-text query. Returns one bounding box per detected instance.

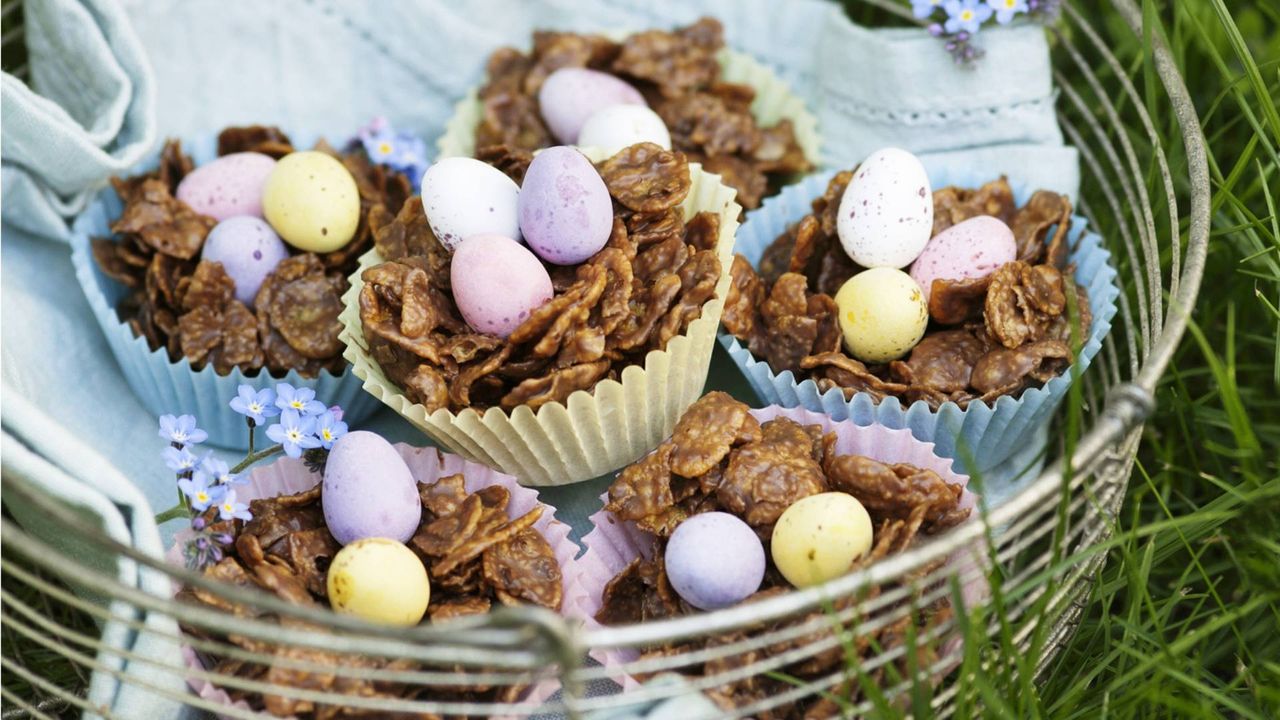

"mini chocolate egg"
[420,157,522,251]
[910,215,1017,301]
[576,105,672,157]
[261,151,360,253]
[322,431,422,546]
[201,216,290,307]
[537,67,647,144]
[771,492,873,588]
[665,512,765,610]
[837,147,934,268]
[451,234,553,338]
[327,538,430,626]
[175,152,276,221]
[834,268,928,363]
[517,147,613,265]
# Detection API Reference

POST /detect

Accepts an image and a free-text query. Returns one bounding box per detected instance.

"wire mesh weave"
[0,0,1209,716]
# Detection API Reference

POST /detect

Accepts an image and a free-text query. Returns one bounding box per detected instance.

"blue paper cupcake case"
[720,171,1120,477]
[69,133,380,450]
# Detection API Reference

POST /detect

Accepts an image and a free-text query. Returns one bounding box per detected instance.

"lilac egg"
[665,512,765,611]
[518,147,613,265]
[451,234,554,338]
[322,431,422,546]
[910,215,1017,301]
[538,68,646,144]
[202,216,290,307]
[175,152,276,221]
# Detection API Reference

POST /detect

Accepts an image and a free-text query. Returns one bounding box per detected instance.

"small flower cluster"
[911,0,1058,66]
[159,414,249,522]
[353,116,430,191]
[232,383,348,458]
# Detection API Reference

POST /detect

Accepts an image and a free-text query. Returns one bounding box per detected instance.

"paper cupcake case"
[339,158,742,486]
[436,45,821,165]
[720,171,1121,477]
[570,406,988,690]
[166,442,592,719]
[69,133,380,450]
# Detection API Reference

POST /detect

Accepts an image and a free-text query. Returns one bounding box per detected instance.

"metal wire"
[0,0,1211,715]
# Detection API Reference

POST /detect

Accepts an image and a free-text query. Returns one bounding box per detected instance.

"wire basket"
[0,0,1209,716]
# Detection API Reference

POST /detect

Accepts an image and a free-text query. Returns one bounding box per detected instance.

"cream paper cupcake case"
[339,155,742,486]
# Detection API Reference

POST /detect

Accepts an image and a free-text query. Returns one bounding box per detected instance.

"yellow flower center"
[322,429,333,441]
[1005,0,1016,7]
[961,9,974,20]
[222,503,233,513]
[287,429,302,442]
[291,400,305,409]
[196,492,209,503]
[378,141,392,156]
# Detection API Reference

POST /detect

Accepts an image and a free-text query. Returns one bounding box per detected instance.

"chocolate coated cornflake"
[722,172,1091,410]
[472,17,809,209]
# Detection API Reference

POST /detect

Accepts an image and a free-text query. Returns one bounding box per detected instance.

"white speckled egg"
[261,151,360,253]
[836,147,934,268]
[910,215,1017,301]
[834,268,929,363]
[175,152,276,221]
[420,157,522,251]
[576,105,671,157]
[322,431,422,546]
[538,67,647,144]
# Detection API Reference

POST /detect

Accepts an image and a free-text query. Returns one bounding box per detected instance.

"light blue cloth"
[0,1,1075,717]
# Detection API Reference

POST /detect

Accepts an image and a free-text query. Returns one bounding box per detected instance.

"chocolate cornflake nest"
[596,393,970,717]
[91,126,413,377]
[178,473,562,718]
[359,142,723,414]
[722,173,1092,410]
[472,17,811,210]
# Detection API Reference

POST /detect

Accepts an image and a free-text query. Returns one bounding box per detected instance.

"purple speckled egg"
[538,67,646,144]
[451,234,553,338]
[322,431,422,546]
[202,216,290,307]
[175,152,276,221]
[664,512,765,611]
[910,215,1017,301]
[517,147,613,265]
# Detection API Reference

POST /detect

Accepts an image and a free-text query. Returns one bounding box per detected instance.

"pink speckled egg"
[518,146,613,265]
[175,152,276,221]
[202,216,290,307]
[910,215,1017,301]
[538,67,646,144]
[451,234,553,338]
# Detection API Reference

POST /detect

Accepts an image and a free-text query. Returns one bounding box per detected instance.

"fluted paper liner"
[166,443,592,718]
[572,406,986,690]
[339,158,742,485]
[437,46,821,166]
[69,132,380,450]
[720,171,1120,478]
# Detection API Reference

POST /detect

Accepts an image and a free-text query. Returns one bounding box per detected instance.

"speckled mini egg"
[322,431,422,546]
[664,512,765,610]
[517,147,613,265]
[834,268,928,363]
[576,105,672,157]
[327,538,430,626]
[910,215,1017,301]
[537,67,647,144]
[261,151,360,253]
[175,152,276,221]
[836,147,934,268]
[201,216,290,307]
[771,492,873,588]
[420,157,522,251]
[451,234,553,338]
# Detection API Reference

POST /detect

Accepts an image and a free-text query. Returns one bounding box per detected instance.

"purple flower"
[162,446,199,473]
[196,456,243,487]
[158,414,207,446]
[327,405,344,423]
[178,474,226,512]
[274,384,326,416]
[354,117,429,191]
[229,385,280,425]
[986,0,1027,23]
[944,0,993,34]
[215,489,252,522]
[314,409,348,450]
[911,0,944,18]
[266,409,321,458]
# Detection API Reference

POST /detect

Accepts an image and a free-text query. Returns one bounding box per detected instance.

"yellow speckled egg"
[834,267,928,363]
[771,492,873,588]
[327,538,430,626]
[261,151,360,252]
